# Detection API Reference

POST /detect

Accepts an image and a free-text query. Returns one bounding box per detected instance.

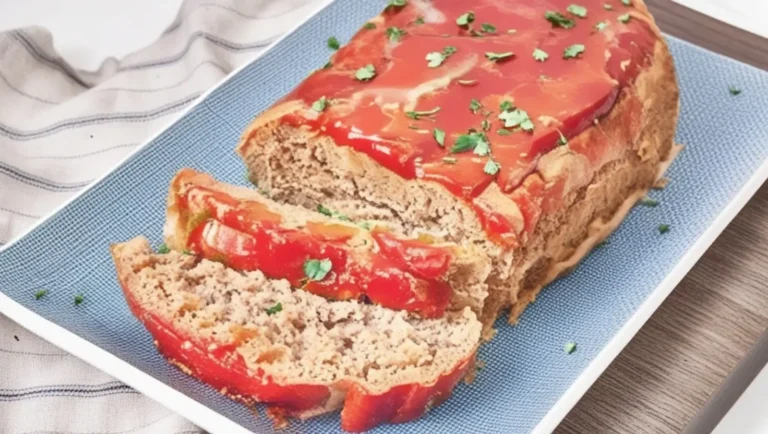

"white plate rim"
[1,1,767,432]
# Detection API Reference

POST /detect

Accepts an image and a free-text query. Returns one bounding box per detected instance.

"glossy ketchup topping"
[274,0,658,245]
[178,185,453,317]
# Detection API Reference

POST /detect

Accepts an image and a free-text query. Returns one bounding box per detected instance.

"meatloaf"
[164,168,490,317]
[111,237,481,432]
[237,0,680,335]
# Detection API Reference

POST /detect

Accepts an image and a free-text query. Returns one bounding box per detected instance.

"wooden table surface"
[557,1,768,433]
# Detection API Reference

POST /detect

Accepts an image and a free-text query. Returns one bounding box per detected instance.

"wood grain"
[557,2,768,432]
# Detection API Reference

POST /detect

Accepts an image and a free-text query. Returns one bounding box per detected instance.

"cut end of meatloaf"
[163,169,491,316]
[111,237,481,399]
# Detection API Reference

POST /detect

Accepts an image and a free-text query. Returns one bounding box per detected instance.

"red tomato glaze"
[272,0,658,245]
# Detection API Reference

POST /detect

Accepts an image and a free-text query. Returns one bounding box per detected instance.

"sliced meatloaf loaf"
[237,0,679,335]
[111,237,481,432]
[164,169,491,317]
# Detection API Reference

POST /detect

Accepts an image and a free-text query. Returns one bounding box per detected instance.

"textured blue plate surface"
[2,1,768,433]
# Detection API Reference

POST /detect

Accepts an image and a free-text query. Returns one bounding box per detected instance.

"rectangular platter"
[1,1,768,433]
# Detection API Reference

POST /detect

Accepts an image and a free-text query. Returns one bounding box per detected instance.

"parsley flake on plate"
[34,290,47,300]
[567,4,588,18]
[363,22,376,30]
[497,128,511,136]
[545,11,575,29]
[414,16,425,25]
[557,130,568,146]
[639,197,659,207]
[433,128,446,147]
[595,21,609,31]
[485,51,515,62]
[473,136,491,156]
[311,96,327,112]
[327,36,340,50]
[74,295,84,306]
[622,0,632,5]
[564,342,577,354]
[484,159,501,176]
[304,258,332,281]
[500,100,514,112]
[658,224,670,234]
[405,106,441,119]
[563,43,585,59]
[354,64,376,81]
[469,98,483,114]
[386,26,406,42]
[533,48,549,62]
[481,119,491,131]
[729,86,742,95]
[387,0,407,8]
[443,46,457,56]
[317,204,350,221]
[265,302,283,315]
[618,13,631,23]
[157,243,170,254]
[456,11,475,27]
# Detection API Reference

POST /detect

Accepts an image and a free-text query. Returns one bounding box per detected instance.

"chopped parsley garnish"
[545,11,575,29]
[157,243,170,254]
[74,295,84,306]
[327,36,340,50]
[414,17,425,25]
[485,51,514,62]
[469,99,483,114]
[604,3,613,10]
[595,21,609,31]
[497,128,511,136]
[443,46,457,56]
[433,128,446,147]
[317,204,350,221]
[426,52,445,68]
[363,22,376,30]
[481,119,491,131]
[265,302,283,315]
[442,157,457,164]
[639,197,659,207]
[563,43,586,59]
[557,130,568,146]
[303,258,332,281]
[498,108,534,131]
[617,13,631,23]
[354,64,376,81]
[596,240,609,248]
[451,132,488,154]
[658,224,670,234]
[567,4,588,18]
[564,342,577,354]
[387,0,407,8]
[456,11,475,27]
[311,96,327,112]
[474,136,491,156]
[34,290,47,300]
[500,100,514,112]
[484,159,501,176]
[729,86,742,96]
[481,23,497,33]
[533,48,549,62]
[622,0,632,5]
[323,61,332,69]
[386,26,406,42]
[457,79,477,86]
[405,107,441,120]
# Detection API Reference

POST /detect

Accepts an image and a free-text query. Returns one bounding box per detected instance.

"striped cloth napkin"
[0,0,321,432]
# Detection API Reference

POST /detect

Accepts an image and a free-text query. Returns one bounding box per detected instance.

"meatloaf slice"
[111,237,481,432]
[237,0,679,336]
[164,169,490,318]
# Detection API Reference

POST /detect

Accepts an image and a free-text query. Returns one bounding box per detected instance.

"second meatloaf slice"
[237,0,679,335]
[164,169,490,318]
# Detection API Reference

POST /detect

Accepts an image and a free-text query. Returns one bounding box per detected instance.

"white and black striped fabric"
[0,0,321,432]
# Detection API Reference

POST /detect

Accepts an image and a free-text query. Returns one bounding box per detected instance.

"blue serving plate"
[1,1,768,433]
